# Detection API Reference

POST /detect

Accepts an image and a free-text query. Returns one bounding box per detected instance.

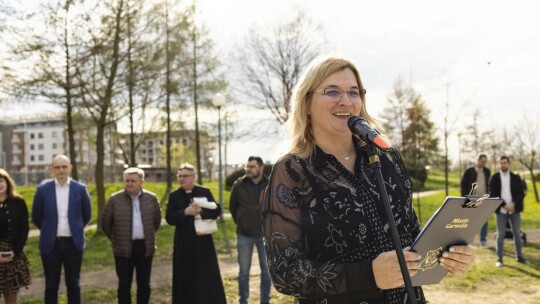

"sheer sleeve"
[262,156,380,302]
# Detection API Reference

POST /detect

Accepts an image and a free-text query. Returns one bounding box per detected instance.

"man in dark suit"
[460,154,491,247]
[32,155,92,304]
[489,155,527,267]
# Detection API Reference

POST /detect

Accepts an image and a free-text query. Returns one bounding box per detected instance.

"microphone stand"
[365,145,418,304]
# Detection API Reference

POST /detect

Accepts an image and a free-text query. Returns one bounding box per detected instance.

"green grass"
[18,179,232,228]
[17,176,540,303]
[415,181,540,229]
[420,169,460,191]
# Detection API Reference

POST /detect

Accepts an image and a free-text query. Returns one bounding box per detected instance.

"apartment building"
[1,115,214,184]
[0,114,115,185]
[117,130,212,181]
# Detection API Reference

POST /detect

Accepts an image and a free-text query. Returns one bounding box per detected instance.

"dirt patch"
[20,229,540,302]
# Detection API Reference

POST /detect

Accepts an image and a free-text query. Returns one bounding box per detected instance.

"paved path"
[19,250,254,300]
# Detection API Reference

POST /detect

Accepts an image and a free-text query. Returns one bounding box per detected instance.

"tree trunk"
[529,168,539,203]
[95,122,106,233]
[64,1,79,181]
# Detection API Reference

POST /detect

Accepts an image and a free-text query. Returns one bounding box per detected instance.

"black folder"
[410,195,503,286]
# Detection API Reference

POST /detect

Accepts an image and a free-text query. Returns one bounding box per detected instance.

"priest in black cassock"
[166,163,226,304]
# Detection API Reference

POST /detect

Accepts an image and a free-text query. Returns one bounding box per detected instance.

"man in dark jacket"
[101,167,161,304]
[460,154,491,247]
[489,156,527,267]
[230,156,271,304]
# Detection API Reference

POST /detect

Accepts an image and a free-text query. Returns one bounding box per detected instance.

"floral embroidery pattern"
[263,144,425,304]
[324,224,347,253]
[276,184,300,208]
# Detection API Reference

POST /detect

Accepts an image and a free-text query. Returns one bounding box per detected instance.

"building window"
[30,155,35,161]
[52,131,57,138]
[38,133,43,139]
[30,133,35,139]
[38,155,44,161]
[52,143,57,149]
[38,143,44,150]
[30,144,35,151]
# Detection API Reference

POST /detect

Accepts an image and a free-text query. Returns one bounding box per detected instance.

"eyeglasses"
[177,174,194,178]
[312,87,366,103]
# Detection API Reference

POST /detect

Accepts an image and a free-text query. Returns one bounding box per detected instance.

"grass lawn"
[18,179,232,228]
[16,177,540,303]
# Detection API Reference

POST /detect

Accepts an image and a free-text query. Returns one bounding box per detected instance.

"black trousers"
[41,237,83,304]
[114,240,153,304]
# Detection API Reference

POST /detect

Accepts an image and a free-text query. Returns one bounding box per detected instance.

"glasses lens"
[323,89,342,102]
[347,90,361,100]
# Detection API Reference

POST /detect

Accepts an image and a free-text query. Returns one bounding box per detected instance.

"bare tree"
[76,0,126,232]
[2,0,87,180]
[458,109,494,171]
[511,116,539,202]
[440,82,469,195]
[381,76,415,148]
[236,10,324,124]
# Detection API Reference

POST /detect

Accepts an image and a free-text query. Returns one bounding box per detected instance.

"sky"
[195,0,540,165]
[2,0,540,166]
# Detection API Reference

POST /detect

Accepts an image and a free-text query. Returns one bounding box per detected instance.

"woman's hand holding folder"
[438,245,476,274]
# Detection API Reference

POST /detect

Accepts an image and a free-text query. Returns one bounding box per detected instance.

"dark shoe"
[517,257,530,265]
[495,259,503,267]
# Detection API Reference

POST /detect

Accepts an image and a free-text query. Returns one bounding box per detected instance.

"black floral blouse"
[262,138,426,304]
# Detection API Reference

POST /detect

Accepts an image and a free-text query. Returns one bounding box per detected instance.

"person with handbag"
[0,168,31,304]
[101,167,161,304]
[166,163,226,304]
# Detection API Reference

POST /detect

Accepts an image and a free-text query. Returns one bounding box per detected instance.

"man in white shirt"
[489,156,527,267]
[101,167,161,304]
[32,155,92,304]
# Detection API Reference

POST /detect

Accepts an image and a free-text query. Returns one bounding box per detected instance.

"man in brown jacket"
[101,167,161,304]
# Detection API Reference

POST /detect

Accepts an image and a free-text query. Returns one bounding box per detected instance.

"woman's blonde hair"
[286,55,378,158]
[0,168,21,199]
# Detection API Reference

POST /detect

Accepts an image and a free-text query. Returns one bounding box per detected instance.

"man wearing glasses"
[32,155,92,304]
[101,167,161,304]
[230,156,271,304]
[165,163,225,303]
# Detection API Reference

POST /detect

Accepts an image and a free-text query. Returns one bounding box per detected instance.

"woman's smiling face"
[309,68,362,140]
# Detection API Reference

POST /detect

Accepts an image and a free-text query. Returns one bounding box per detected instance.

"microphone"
[347,116,392,150]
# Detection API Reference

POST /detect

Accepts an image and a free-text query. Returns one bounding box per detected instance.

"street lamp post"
[212,93,226,219]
